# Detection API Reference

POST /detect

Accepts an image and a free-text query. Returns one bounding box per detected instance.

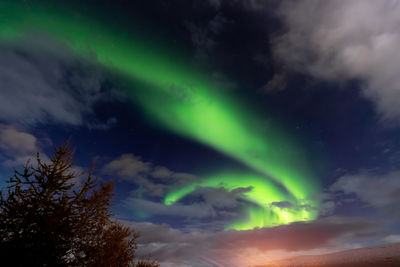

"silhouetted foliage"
[0,142,159,267]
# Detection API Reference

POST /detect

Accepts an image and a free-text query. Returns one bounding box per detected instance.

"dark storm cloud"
[0,34,119,127]
[124,216,378,267]
[273,0,400,122]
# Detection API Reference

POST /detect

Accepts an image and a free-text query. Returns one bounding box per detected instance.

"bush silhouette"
[0,142,159,267]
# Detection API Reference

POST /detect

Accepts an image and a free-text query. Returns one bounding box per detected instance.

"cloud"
[105,154,255,221]
[383,234,400,244]
[0,125,37,155]
[151,166,197,182]
[103,154,168,197]
[0,124,49,168]
[87,117,117,131]
[207,0,269,10]
[262,72,287,93]
[124,198,216,218]
[186,13,229,62]
[193,186,252,209]
[104,154,197,183]
[330,171,400,213]
[271,201,292,208]
[208,0,222,10]
[0,124,90,189]
[274,0,400,121]
[124,221,219,267]
[151,166,173,179]
[124,216,378,267]
[319,200,336,216]
[222,216,376,252]
[122,186,252,224]
[0,34,118,127]
[104,154,151,178]
[103,154,198,197]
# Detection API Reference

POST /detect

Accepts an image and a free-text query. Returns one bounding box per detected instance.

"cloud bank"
[125,216,377,267]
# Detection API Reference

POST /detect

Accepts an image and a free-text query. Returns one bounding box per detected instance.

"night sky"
[1,0,400,266]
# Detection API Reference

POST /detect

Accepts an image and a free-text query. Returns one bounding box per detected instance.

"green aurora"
[0,2,321,230]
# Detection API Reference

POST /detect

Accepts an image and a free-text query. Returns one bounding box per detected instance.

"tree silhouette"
[0,142,159,267]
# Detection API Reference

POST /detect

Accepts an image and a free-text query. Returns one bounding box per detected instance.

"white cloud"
[274,0,400,121]
[0,124,48,168]
[0,125,37,155]
[383,234,400,243]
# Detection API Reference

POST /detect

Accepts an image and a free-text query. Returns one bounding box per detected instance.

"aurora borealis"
[3,0,400,266]
[0,1,321,230]
[164,172,318,230]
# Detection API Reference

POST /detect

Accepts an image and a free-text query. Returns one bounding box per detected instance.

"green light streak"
[164,173,289,206]
[0,2,321,230]
[164,172,318,230]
